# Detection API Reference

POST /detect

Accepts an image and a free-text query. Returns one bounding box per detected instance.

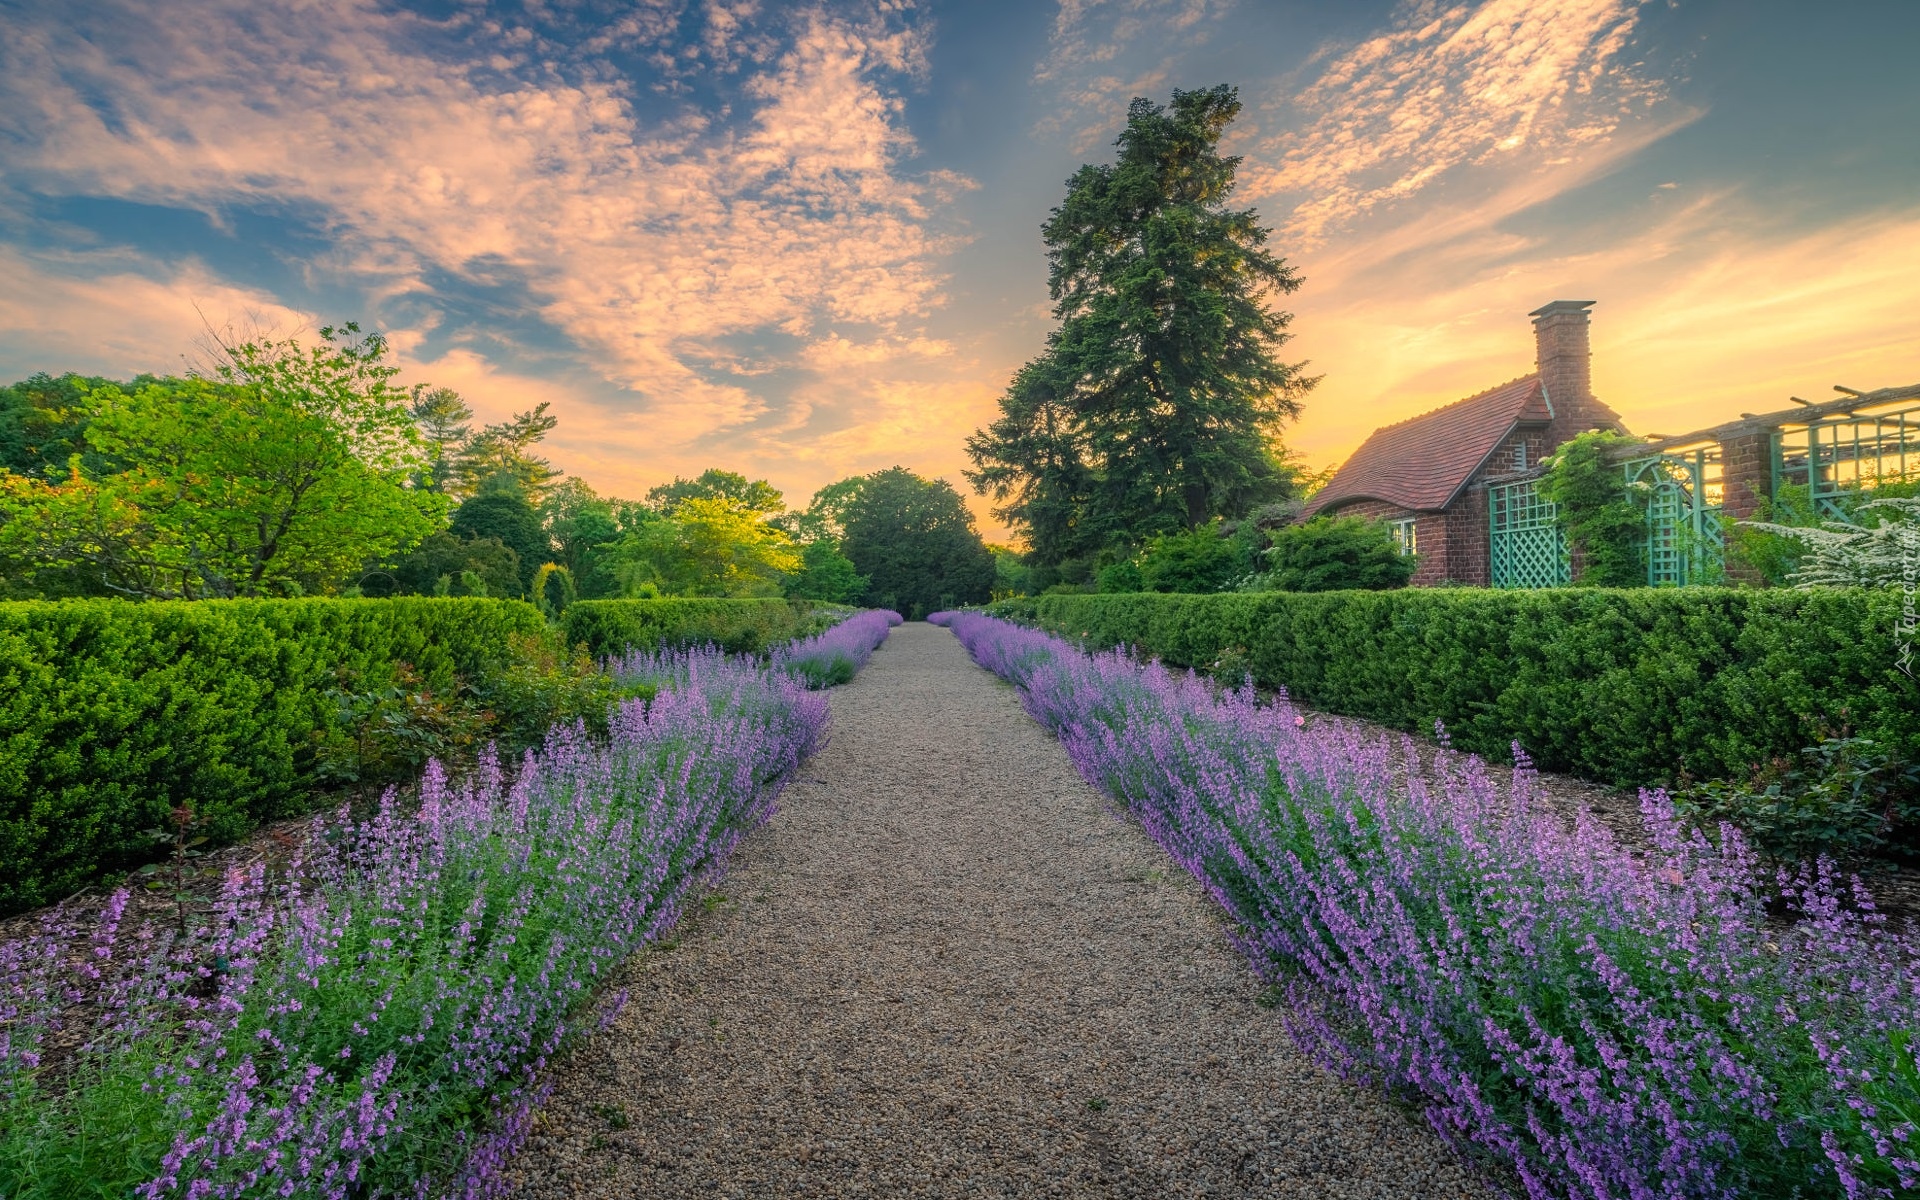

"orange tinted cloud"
[0,249,309,376]
[1244,0,1670,243]
[1,0,962,475]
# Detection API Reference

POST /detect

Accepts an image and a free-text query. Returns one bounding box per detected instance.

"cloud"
[1030,0,1231,149]
[1246,0,1672,244]
[1035,0,1222,83]
[0,0,964,451]
[0,247,310,378]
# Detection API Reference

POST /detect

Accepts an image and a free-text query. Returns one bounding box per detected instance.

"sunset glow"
[2,0,1913,536]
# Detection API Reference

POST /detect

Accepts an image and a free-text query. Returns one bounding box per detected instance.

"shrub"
[1257,515,1414,591]
[561,597,841,658]
[1095,559,1145,593]
[1744,495,1920,589]
[1675,729,1920,861]
[1136,523,1246,593]
[0,597,548,913]
[986,588,1918,789]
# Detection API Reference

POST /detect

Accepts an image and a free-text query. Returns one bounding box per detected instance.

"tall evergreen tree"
[966,85,1315,563]
[450,485,550,595]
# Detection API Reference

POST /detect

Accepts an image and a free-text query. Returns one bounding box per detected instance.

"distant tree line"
[0,328,996,617]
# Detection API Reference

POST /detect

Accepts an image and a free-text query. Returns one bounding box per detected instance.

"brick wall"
[1719,428,1771,585]
[1445,487,1491,586]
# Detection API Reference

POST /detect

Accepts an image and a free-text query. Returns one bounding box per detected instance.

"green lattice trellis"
[1489,479,1571,588]
[1622,451,1724,586]
[1771,397,1920,521]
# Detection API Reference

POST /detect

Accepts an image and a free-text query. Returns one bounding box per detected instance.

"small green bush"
[1675,731,1920,861]
[1258,516,1415,592]
[1137,523,1247,593]
[0,597,548,912]
[561,597,842,658]
[987,588,1918,789]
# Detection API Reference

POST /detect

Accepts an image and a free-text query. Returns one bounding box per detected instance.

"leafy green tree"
[648,468,785,516]
[539,477,628,598]
[989,544,1034,597]
[384,531,522,598]
[1259,516,1416,592]
[606,496,799,597]
[967,85,1315,562]
[0,325,443,599]
[775,476,867,544]
[785,540,868,603]
[1,372,131,479]
[841,467,995,618]
[450,486,550,596]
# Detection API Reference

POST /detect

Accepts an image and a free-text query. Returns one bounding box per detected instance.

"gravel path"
[506,623,1488,1199]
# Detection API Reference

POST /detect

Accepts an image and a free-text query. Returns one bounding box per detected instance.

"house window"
[1390,518,1418,556]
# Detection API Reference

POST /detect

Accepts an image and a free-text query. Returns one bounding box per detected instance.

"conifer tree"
[967,85,1315,562]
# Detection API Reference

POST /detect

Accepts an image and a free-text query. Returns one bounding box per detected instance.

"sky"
[1,0,1916,538]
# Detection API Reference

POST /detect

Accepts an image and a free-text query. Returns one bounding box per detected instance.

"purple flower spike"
[0,641,846,1197]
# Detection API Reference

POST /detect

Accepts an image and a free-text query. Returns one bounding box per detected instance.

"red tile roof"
[1304,375,1553,516]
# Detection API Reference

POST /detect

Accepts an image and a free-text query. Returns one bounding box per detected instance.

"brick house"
[1302,301,1629,586]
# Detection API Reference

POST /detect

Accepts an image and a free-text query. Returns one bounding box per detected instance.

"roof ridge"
[1367,374,1543,435]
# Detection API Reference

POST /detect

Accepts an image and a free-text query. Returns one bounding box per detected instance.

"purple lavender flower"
[771,609,894,688]
[0,644,837,1199]
[942,611,1920,1199]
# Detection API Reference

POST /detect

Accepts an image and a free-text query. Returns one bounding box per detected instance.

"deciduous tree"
[606,496,799,597]
[841,467,995,617]
[648,468,785,516]
[0,325,443,598]
[450,486,550,596]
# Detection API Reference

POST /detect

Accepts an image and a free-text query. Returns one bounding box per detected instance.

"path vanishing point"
[505,622,1487,1199]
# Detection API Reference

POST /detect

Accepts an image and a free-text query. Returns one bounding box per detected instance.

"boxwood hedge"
[561,598,842,658]
[987,589,1918,789]
[0,597,550,913]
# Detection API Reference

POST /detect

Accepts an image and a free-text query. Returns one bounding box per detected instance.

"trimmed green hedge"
[0,598,547,913]
[562,598,841,658]
[988,589,1918,788]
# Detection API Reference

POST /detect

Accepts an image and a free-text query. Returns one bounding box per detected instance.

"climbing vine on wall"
[1537,430,1645,587]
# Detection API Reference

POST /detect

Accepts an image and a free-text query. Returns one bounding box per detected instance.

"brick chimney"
[1530,299,1619,441]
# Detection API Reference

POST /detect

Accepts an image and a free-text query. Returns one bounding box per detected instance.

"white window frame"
[1389,517,1418,556]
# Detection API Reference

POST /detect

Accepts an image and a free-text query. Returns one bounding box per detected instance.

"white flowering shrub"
[1742,496,1920,588]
